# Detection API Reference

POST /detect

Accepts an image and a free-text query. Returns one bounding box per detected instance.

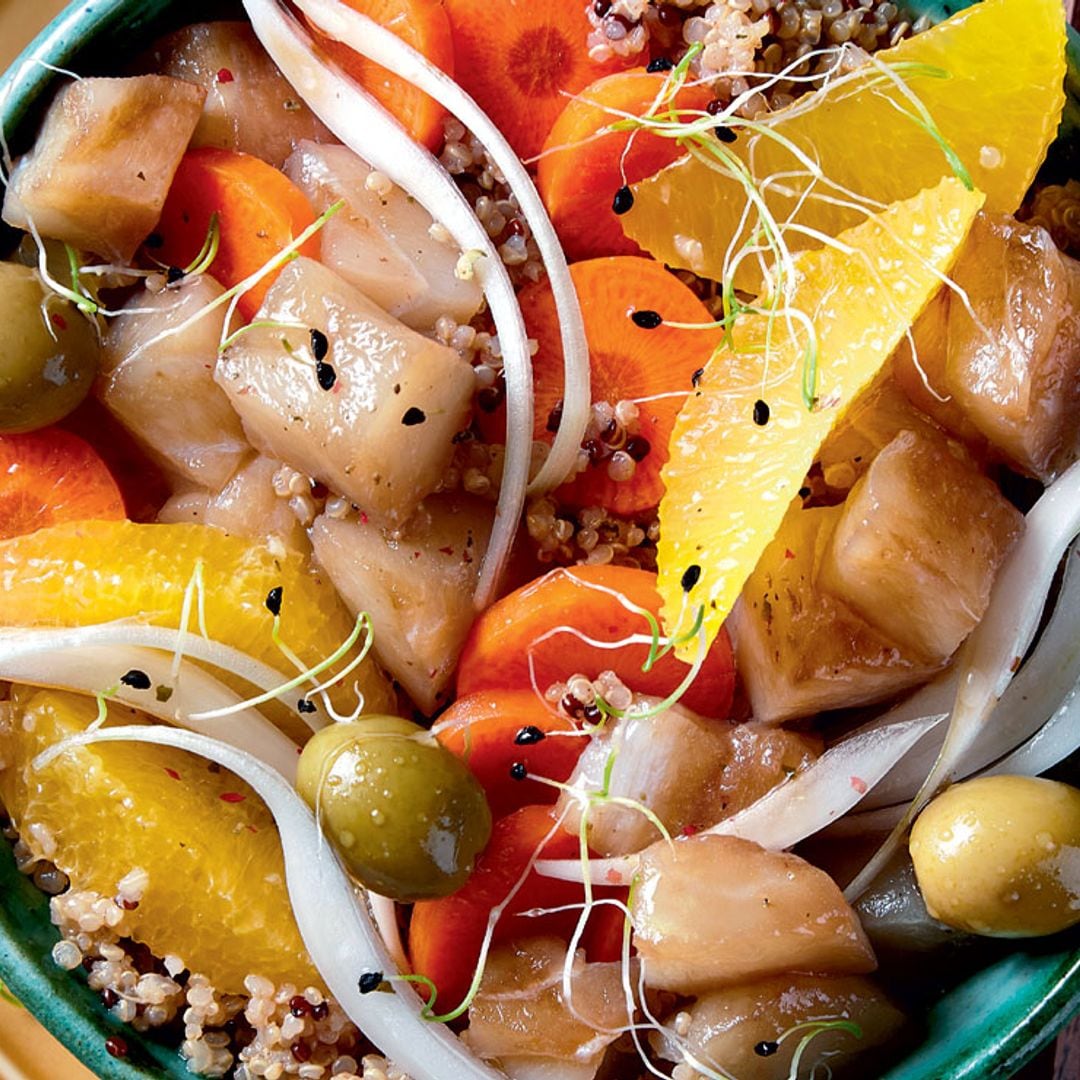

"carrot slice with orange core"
[436,690,584,819]
[154,147,319,321]
[0,429,125,541]
[441,0,634,160]
[457,564,736,720]
[505,256,725,516]
[538,68,714,261]
[308,0,455,151]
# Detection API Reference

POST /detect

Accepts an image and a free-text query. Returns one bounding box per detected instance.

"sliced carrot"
[60,399,170,523]
[441,0,633,160]
[436,690,584,819]
[308,0,455,151]
[456,564,736,719]
[0,429,125,541]
[578,887,630,964]
[538,69,714,261]
[153,148,319,321]
[408,805,583,1013]
[486,256,724,516]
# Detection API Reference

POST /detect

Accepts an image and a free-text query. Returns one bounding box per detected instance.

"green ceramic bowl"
[1,2,1080,1078]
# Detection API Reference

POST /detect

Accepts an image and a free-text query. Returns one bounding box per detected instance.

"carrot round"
[408,804,583,1013]
[154,148,319,321]
[308,0,455,151]
[441,0,633,160]
[491,256,724,516]
[538,69,714,261]
[0,429,125,541]
[456,564,736,720]
[436,690,584,819]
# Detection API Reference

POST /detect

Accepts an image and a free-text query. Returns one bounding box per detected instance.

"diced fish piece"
[822,428,1023,661]
[3,76,204,262]
[216,257,474,524]
[286,141,483,331]
[99,274,249,490]
[148,22,330,168]
[311,494,492,714]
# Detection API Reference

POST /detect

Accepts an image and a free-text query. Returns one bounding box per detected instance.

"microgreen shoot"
[779,1018,864,1080]
[182,212,221,277]
[218,319,308,354]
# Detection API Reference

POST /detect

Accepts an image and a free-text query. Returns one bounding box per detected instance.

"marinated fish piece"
[216,257,474,525]
[157,455,308,554]
[631,835,876,992]
[2,76,204,263]
[310,494,492,714]
[463,937,629,1067]
[286,141,483,331]
[946,212,1080,479]
[99,274,249,491]
[730,504,941,724]
[658,974,904,1080]
[149,22,330,168]
[821,428,1023,661]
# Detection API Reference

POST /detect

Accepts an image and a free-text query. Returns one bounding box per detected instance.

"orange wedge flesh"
[0,688,317,994]
[622,0,1065,289]
[0,521,394,742]
[657,178,984,657]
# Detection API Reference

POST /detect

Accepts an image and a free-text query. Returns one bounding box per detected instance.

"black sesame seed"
[546,400,565,433]
[753,399,771,426]
[265,586,284,617]
[316,360,337,391]
[514,725,546,746]
[625,435,651,462]
[145,232,164,250]
[691,367,705,387]
[297,698,317,715]
[612,185,634,216]
[120,669,151,691]
[714,125,737,144]
[681,564,702,592]
[166,266,185,285]
[477,385,505,412]
[631,309,663,330]
[402,407,427,426]
[754,1040,779,1058]
[509,762,528,781]
[310,328,329,362]
[798,486,811,499]
[358,971,384,994]
[646,57,674,73]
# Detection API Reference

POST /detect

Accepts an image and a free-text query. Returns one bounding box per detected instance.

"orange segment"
[657,178,984,656]
[0,520,395,742]
[442,0,633,160]
[0,430,124,540]
[537,68,714,261]
[309,0,455,151]
[623,0,1065,288]
[0,688,316,994]
[521,256,725,516]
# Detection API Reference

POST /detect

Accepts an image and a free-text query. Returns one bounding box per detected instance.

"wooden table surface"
[0,0,1079,1077]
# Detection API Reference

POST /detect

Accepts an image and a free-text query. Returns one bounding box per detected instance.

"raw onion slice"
[40,724,504,1080]
[981,676,1080,780]
[1,636,300,780]
[844,458,1080,901]
[241,0,530,609]
[291,0,590,497]
[534,712,945,887]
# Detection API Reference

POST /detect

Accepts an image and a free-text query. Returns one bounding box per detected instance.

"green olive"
[296,715,492,900]
[909,775,1080,937]
[0,262,99,433]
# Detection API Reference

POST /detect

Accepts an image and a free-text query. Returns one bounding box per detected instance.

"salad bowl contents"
[1,1,1080,1079]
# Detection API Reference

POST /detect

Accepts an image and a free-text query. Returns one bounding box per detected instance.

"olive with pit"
[909,774,1080,937]
[296,715,492,900]
[0,262,99,433]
